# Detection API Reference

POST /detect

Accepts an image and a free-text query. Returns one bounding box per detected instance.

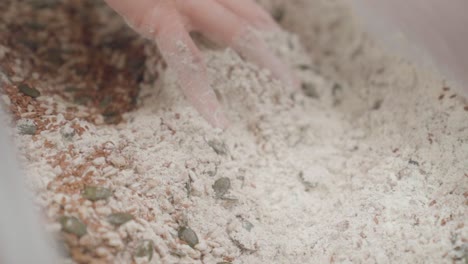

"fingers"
[103,0,228,128]
[215,0,279,31]
[154,12,229,128]
[176,0,298,89]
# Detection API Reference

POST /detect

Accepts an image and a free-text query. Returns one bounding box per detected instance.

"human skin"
[103,0,297,129]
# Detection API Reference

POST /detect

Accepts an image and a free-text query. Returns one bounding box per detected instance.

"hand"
[103,0,296,128]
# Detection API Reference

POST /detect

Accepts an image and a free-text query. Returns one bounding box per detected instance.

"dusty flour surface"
[0,0,467,263]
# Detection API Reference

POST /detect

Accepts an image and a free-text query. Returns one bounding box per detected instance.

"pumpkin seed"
[185,181,192,198]
[99,95,113,109]
[103,113,122,125]
[107,212,133,226]
[59,216,87,237]
[207,139,228,155]
[178,227,199,248]
[82,186,112,201]
[46,48,64,65]
[213,177,231,198]
[19,38,39,51]
[301,82,319,99]
[29,0,59,9]
[242,220,254,232]
[272,6,285,22]
[134,240,154,260]
[73,95,91,106]
[60,126,76,140]
[17,119,37,135]
[18,83,40,98]
[25,22,46,31]
[297,64,311,70]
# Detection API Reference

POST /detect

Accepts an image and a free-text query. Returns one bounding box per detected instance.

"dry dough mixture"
[0,0,467,263]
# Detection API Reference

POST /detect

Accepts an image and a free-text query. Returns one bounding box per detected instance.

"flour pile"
[1,0,467,263]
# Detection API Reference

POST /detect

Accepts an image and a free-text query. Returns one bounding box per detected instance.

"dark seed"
[17,119,37,135]
[60,127,76,140]
[82,186,112,201]
[25,22,46,31]
[297,64,311,70]
[207,139,228,155]
[134,240,154,260]
[301,82,319,98]
[99,95,113,109]
[213,177,231,198]
[178,227,199,248]
[19,38,39,51]
[19,84,40,98]
[45,48,64,65]
[59,216,87,237]
[242,220,254,232]
[272,6,285,22]
[73,95,91,106]
[185,181,192,198]
[107,212,133,226]
[64,86,80,93]
[103,113,123,125]
[29,0,59,9]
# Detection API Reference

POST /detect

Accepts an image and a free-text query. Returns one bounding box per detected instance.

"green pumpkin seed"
[272,7,285,22]
[73,95,91,105]
[18,84,40,98]
[25,22,46,31]
[59,216,87,237]
[19,38,39,51]
[99,95,113,109]
[82,186,112,201]
[134,240,154,260]
[242,220,254,232]
[207,139,228,155]
[102,112,122,125]
[301,82,319,99]
[107,212,133,226]
[213,177,231,198]
[17,119,37,135]
[297,64,311,70]
[178,227,199,248]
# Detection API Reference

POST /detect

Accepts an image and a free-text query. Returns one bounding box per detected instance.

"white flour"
[8,0,468,263]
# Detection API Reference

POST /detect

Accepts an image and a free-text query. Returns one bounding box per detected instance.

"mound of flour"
[7,0,467,263]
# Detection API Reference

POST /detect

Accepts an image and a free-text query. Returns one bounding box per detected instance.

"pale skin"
[103,0,297,129]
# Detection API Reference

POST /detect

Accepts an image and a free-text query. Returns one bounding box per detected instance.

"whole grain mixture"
[1,0,467,263]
